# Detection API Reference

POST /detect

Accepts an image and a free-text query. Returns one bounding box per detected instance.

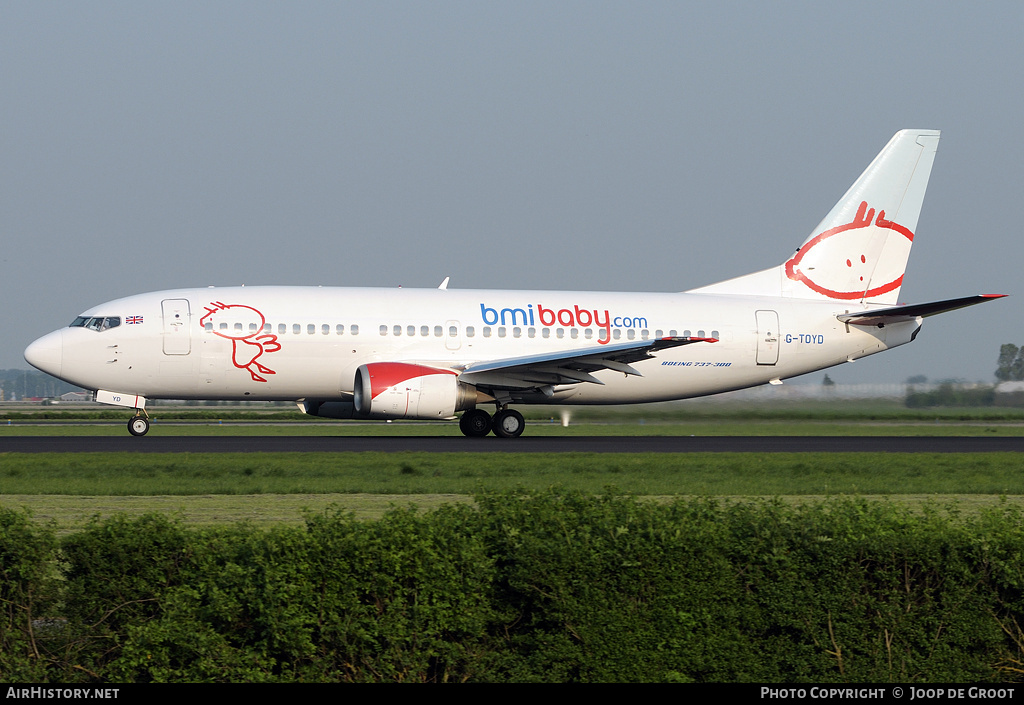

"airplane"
[24,129,1006,438]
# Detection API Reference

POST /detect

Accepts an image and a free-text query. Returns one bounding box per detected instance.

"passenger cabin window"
[336,324,345,335]
[434,325,442,337]
[394,325,402,336]
[380,325,388,336]
[466,326,475,337]
[307,324,315,335]
[293,324,301,335]
[350,324,359,335]
[322,324,330,335]
[420,325,429,337]
[407,325,415,336]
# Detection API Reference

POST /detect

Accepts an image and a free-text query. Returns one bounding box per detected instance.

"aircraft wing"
[837,294,1006,327]
[458,336,716,390]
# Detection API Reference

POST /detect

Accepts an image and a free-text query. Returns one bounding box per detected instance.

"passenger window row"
[203,322,362,336]
[85,317,719,341]
[201,321,721,340]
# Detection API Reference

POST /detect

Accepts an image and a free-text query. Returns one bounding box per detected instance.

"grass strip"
[1,452,1023,496]
[3,492,1022,534]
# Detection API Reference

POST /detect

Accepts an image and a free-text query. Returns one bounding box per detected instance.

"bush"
[60,514,191,678]
[8,494,1024,682]
[0,508,59,681]
[107,505,496,682]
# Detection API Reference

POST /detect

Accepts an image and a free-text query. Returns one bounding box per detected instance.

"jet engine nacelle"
[353,362,478,420]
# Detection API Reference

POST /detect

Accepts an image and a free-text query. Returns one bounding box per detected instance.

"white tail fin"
[689,129,940,304]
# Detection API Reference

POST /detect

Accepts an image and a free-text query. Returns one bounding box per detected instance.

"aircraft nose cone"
[24,330,63,378]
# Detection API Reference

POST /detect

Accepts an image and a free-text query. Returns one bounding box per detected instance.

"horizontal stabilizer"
[837,294,1006,326]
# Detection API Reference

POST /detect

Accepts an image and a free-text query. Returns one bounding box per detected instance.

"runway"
[2,436,1023,453]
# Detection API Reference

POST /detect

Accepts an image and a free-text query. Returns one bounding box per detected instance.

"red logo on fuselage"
[199,302,281,382]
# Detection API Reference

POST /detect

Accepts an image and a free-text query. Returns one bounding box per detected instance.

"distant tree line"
[0,369,82,400]
[905,382,996,408]
[995,344,1024,382]
[903,343,1024,408]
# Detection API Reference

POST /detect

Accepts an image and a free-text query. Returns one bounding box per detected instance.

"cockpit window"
[70,316,121,331]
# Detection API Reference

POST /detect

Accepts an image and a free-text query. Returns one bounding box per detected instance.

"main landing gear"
[128,410,150,437]
[458,406,525,438]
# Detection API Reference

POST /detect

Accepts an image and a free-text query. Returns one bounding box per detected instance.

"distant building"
[994,381,1024,406]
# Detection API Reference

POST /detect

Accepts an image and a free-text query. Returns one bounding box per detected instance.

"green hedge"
[0,508,58,681]
[2,492,1024,682]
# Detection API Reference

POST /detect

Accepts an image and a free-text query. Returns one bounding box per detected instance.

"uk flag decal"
[126,315,143,325]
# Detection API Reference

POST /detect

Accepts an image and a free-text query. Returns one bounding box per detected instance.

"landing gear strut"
[128,410,150,437]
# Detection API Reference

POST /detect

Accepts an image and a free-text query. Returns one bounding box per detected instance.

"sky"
[3,1,1021,385]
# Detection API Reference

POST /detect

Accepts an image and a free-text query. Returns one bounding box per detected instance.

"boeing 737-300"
[24,129,1006,437]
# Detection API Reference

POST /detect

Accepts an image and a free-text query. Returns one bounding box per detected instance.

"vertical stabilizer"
[783,129,939,303]
[689,130,940,304]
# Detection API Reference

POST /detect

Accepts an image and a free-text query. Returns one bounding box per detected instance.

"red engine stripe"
[366,362,456,400]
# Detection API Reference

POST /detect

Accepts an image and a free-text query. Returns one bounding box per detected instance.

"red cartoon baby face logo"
[785,201,914,300]
[199,302,282,382]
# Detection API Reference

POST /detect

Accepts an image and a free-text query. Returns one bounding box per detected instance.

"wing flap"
[458,336,716,390]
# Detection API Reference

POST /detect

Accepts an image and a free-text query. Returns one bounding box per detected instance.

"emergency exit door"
[755,310,779,365]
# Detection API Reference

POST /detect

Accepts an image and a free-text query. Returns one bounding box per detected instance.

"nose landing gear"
[128,410,150,437]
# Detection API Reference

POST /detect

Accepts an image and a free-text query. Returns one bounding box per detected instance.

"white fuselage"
[24,130,1002,438]
[29,285,918,405]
